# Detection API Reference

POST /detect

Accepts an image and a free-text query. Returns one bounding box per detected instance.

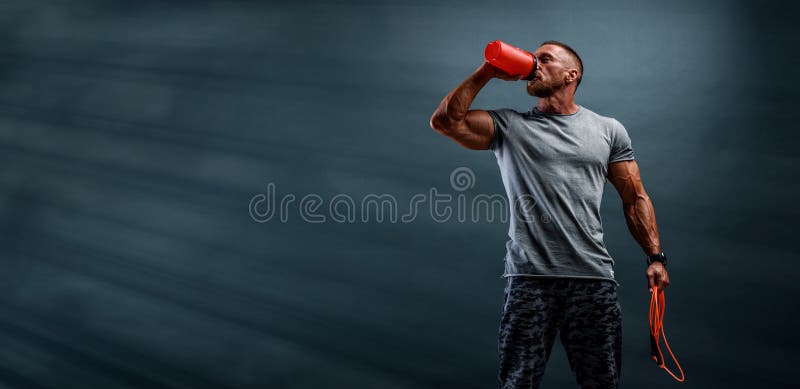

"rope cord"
[649,286,685,382]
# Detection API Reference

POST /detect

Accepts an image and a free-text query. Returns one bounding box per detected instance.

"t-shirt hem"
[501,273,619,286]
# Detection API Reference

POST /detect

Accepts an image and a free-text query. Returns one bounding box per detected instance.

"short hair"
[540,40,583,89]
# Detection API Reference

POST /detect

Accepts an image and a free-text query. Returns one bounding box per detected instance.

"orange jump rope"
[649,286,685,382]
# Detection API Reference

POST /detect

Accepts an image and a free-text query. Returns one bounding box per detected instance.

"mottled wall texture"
[0,1,797,388]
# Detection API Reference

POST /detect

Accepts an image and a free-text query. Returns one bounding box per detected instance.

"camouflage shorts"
[498,276,622,389]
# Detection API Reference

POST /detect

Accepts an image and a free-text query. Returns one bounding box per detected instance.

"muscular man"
[429,41,670,389]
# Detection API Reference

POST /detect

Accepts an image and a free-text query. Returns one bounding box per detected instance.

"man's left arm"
[607,160,670,291]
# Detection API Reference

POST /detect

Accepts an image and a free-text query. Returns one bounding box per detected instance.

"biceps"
[449,110,495,150]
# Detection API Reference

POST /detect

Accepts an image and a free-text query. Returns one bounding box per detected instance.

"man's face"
[526,44,574,97]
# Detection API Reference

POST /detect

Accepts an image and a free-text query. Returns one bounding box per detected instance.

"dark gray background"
[1,0,797,388]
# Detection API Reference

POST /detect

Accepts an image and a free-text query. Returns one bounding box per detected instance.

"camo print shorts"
[498,276,622,389]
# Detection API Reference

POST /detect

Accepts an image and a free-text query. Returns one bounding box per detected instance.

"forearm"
[622,193,662,256]
[431,65,492,129]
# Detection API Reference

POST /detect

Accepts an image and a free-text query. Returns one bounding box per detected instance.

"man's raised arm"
[429,62,516,150]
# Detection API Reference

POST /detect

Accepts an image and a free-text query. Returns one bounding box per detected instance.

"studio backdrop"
[0,1,797,388]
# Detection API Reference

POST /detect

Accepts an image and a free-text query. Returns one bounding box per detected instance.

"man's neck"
[535,94,579,115]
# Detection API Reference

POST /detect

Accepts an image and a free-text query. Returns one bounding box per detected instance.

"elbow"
[428,114,440,131]
[430,109,465,136]
[429,112,451,135]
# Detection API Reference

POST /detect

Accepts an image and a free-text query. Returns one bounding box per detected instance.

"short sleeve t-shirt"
[488,105,635,284]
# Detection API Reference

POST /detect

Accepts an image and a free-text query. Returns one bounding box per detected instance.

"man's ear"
[566,69,579,84]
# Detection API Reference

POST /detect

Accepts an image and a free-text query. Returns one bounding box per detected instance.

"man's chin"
[527,88,554,98]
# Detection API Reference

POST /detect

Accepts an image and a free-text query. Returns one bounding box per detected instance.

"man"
[429,41,670,389]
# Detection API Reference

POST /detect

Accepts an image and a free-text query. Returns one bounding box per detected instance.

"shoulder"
[579,106,628,135]
[488,108,524,118]
[487,108,526,129]
[580,106,622,127]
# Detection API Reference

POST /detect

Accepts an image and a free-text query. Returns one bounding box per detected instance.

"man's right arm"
[429,62,516,150]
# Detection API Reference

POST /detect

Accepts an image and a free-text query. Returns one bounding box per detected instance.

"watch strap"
[647,252,667,267]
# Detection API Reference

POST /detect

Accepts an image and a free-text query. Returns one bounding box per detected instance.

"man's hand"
[479,62,520,81]
[646,262,670,292]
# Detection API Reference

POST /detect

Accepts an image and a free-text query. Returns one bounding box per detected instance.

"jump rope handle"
[649,332,663,365]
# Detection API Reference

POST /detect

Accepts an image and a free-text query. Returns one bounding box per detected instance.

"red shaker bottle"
[484,40,538,80]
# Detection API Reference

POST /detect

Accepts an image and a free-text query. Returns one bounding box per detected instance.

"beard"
[526,76,565,97]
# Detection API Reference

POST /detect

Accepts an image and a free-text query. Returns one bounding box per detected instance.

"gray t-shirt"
[488,105,635,284]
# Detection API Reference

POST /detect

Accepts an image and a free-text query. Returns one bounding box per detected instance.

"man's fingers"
[646,266,671,293]
[659,274,670,290]
[658,269,670,289]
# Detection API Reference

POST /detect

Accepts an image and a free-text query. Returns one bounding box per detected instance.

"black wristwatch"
[647,252,667,267]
